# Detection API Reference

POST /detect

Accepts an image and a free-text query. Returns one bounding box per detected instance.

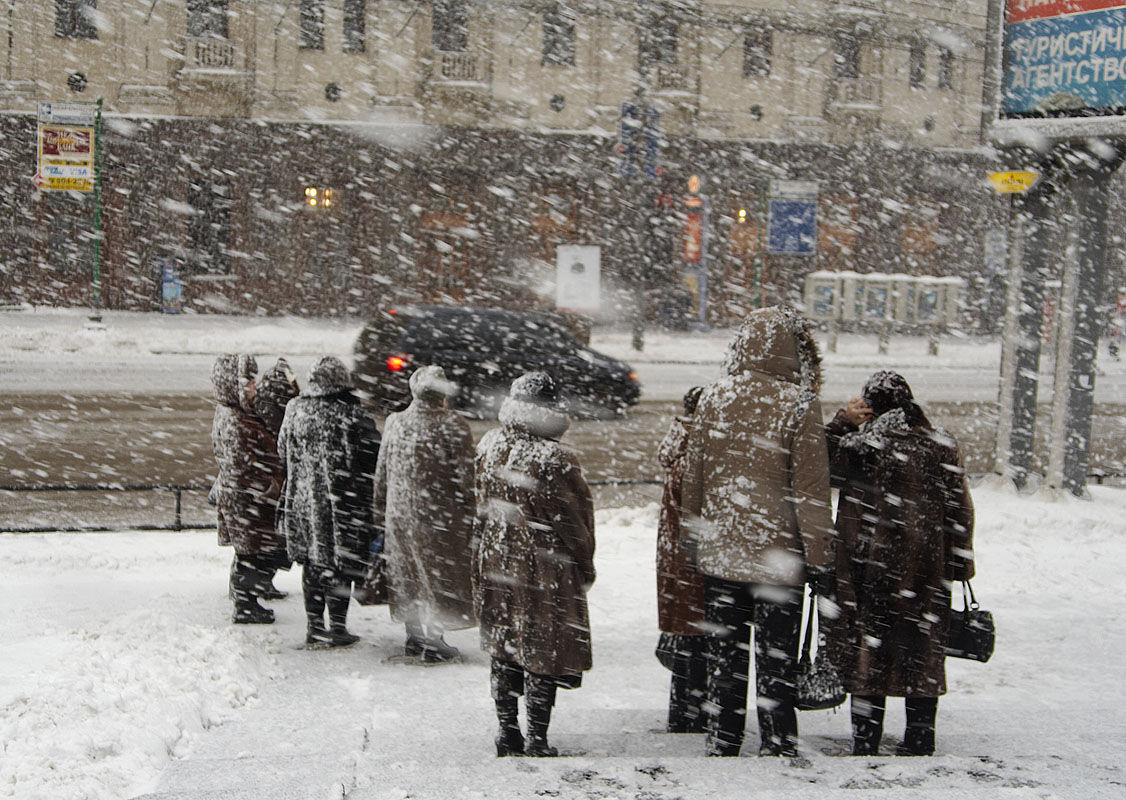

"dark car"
[353,305,641,418]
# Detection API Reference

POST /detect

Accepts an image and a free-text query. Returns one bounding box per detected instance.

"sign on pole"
[767,180,818,255]
[987,170,1040,193]
[37,102,97,192]
[556,245,601,315]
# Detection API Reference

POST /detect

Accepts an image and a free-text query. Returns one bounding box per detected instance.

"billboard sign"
[767,181,818,256]
[37,102,97,192]
[555,245,601,314]
[1002,1,1126,117]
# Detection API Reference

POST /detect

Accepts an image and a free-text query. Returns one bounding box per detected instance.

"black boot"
[525,674,559,757]
[327,585,360,648]
[667,639,708,733]
[232,555,274,624]
[896,698,937,756]
[491,659,525,756]
[421,635,461,663]
[405,620,426,657]
[851,695,886,756]
[303,563,331,645]
[757,705,799,757]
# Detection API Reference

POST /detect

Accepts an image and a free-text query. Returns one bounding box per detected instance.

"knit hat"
[509,371,560,409]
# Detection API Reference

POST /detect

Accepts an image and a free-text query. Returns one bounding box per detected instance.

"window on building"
[937,46,954,89]
[343,0,365,53]
[743,27,772,78]
[187,0,228,38]
[639,14,678,70]
[433,0,468,52]
[833,33,860,79]
[909,38,926,88]
[187,179,232,275]
[542,4,576,67]
[54,0,98,40]
[300,0,325,51]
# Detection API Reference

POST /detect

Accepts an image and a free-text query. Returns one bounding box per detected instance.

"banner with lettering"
[1002,0,1126,115]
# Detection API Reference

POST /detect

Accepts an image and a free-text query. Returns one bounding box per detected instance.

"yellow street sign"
[987,171,1039,194]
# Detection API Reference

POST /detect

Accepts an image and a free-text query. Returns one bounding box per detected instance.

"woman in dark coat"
[277,356,381,647]
[474,372,595,757]
[655,385,708,733]
[251,357,300,599]
[825,371,975,756]
[211,354,286,624]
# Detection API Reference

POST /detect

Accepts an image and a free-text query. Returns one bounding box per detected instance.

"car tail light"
[628,372,639,382]
[387,354,409,372]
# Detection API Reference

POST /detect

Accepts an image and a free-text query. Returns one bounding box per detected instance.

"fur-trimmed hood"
[211,353,257,410]
[722,306,822,393]
[305,356,353,397]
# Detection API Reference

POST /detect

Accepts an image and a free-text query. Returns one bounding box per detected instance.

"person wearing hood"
[250,357,300,600]
[680,306,835,758]
[211,353,286,624]
[277,356,381,648]
[824,371,975,757]
[374,365,477,663]
[655,385,709,733]
[473,372,595,758]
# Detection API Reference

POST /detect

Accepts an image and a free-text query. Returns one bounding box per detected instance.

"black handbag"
[945,581,995,663]
[796,591,847,711]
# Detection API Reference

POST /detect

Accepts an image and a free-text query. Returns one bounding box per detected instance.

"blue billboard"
[767,199,817,255]
[1002,1,1126,115]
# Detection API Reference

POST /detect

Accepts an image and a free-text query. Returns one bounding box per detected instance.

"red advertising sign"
[40,126,92,159]
[683,211,703,263]
[1007,0,1126,23]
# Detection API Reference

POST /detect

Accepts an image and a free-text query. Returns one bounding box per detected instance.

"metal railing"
[0,483,213,533]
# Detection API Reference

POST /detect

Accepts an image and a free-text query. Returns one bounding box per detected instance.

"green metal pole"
[753,183,767,308]
[90,97,103,322]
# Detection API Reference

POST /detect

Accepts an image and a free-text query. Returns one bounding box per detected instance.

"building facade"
[0,0,1018,324]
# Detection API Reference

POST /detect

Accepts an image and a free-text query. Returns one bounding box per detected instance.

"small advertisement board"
[555,245,601,315]
[767,181,818,256]
[37,102,96,192]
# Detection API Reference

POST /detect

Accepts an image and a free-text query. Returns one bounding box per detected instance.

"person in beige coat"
[473,372,595,757]
[680,306,836,758]
[374,365,477,663]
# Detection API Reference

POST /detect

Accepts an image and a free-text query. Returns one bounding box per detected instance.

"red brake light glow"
[387,355,407,372]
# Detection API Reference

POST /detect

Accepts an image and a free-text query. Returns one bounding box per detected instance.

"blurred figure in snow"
[277,356,381,648]
[680,306,836,757]
[824,371,975,756]
[373,365,477,663]
[654,385,709,733]
[473,372,595,757]
[250,357,301,599]
[211,353,286,624]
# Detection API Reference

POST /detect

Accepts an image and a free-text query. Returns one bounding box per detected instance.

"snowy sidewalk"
[5,490,1126,799]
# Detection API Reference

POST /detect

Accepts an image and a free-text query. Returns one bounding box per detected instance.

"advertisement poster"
[767,181,818,256]
[1002,0,1126,115]
[555,245,601,314]
[37,102,96,192]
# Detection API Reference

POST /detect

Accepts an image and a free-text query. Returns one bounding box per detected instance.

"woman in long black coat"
[825,371,975,756]
[277,356,381,647]
[211,354,285,624]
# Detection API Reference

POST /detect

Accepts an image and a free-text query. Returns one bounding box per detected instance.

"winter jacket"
[277,358,381,572]
[473,397,596,677]
[211,354,285,556]
[680,307,835,585]
[824,408,975,697]
[656,415,708,635]
[374,368,477,630]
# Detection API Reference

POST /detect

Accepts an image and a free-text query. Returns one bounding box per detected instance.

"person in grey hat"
[473,372,595,757]
[374,365,477,663]
[277,356,381,648]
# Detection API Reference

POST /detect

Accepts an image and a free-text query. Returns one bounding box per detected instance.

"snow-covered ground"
[3,485,1125,800]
